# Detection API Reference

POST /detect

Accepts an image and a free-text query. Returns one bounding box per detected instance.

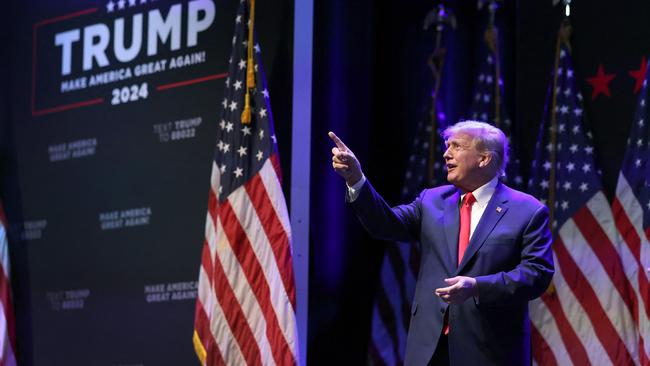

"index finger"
[328,131,349,151]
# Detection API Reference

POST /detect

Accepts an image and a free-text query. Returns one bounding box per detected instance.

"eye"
[445,140,464,152]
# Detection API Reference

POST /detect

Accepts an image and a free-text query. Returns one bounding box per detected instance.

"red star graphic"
[629,56,647,94]
[586,64,616,100]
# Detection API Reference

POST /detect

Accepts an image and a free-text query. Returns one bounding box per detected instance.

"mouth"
[446,164,456,172]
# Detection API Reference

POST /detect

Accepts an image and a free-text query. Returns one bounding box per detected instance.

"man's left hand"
[435,276,478,304]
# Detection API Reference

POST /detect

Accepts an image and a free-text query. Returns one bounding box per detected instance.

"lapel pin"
[496,207,502,213]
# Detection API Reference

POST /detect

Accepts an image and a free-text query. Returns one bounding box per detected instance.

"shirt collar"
[461,176,499,207]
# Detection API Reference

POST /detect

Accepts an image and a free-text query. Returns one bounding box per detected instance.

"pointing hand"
[328,132,363,186]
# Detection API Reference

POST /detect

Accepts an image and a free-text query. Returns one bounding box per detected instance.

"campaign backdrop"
[0,0,293,365]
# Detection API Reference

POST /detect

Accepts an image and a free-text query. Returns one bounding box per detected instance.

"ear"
[479,152,493,168]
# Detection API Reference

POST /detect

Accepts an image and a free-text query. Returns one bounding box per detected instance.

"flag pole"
[423,4,455,186]
[542,1,573,298]
[489,3,501,127]
[480,0,502,127]
[548,14,572,233]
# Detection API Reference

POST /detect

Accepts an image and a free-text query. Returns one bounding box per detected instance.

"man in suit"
[329,121,554,365]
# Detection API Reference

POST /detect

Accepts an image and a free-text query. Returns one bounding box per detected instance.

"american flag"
[193,1,298,365]
[528,30,640,365]
[0,203,16,366]
[612,57,650,364]
[367,101,450,364]
[466,24,523,190]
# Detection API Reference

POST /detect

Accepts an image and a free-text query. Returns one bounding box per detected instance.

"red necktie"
[444,192,476,335]
[458,192,476,265]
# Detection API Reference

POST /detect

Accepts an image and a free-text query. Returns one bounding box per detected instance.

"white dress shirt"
[462,176,499,240]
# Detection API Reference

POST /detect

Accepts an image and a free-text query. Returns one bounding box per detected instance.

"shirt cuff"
[346,175,366,202]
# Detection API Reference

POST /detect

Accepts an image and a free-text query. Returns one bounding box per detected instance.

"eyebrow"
[446,138,471,146]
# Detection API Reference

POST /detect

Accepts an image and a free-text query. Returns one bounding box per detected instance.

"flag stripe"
[212,206,278,366]
[588,193,650,363]
[614,173,650,280]
[200,266,247,366]
[205,164,222,279]
[199,229,248,365]
[613,179,650,342]
[541,279,593,365]
[233,179,298,357]
[640,336,650,366]
[612,196,650,363]
[575,201,637,316]
[194,246,215,363]
[0,302,15,366]
[551,248,612,366]
[0,270,14,360]
[203,171,247,365]
[0,207,15,366]
[554,236,634,365]
[0,240,9,282]
[245,165,296,308]
[613,196,650,319]
[613,179,650,290]
[613,195,643,260]
[531,318,559,366]
[530,298,569,366]
[571,204,639,355]
[560,212,636,360]
[219,199,296,366]
[269,152,284,186]
[195,299,226,366]
[258,155,292,236]
[196,239,236,366]
[208,208,264,366]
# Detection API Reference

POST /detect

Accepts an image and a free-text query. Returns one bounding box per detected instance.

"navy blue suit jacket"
[350,180,554,365]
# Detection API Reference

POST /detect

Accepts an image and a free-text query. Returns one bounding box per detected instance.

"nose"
[443,146,452,159]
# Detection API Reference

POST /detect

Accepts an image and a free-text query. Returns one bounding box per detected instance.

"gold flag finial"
[241,0,256,124]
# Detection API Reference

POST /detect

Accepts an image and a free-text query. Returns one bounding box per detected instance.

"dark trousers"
[427,334,449,366]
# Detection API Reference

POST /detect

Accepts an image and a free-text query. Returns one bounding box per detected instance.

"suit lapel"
[456,183,510,274]
[443,190,460,270]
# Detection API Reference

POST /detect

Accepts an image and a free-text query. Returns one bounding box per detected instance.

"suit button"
[440,308,445,314]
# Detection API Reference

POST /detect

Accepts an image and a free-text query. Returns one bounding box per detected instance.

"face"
[443,132,489,192]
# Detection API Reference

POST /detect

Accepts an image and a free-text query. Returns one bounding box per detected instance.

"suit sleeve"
[474,204,555,305]
[348,179,422,242]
